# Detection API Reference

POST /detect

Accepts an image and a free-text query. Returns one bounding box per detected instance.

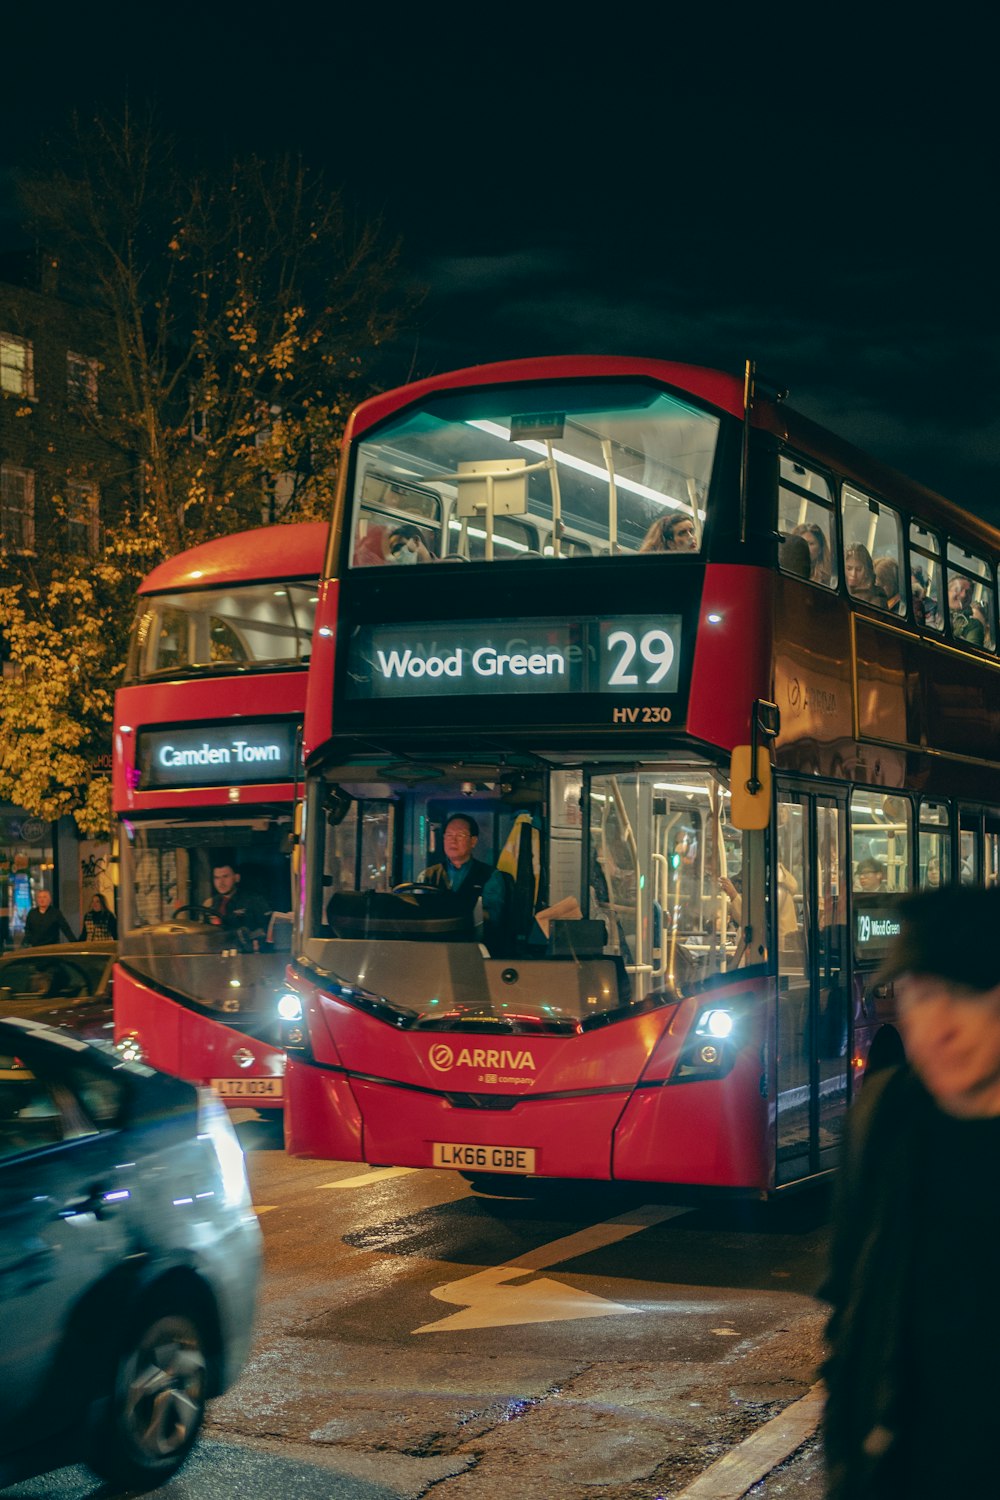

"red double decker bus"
[113,522,325,1112]
[280,357,1000,1191]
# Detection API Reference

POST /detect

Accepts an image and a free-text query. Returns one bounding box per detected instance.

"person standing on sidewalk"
[821,884,1000,1498]
[22,888,75,947]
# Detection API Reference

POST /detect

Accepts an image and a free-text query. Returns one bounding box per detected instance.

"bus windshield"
[126,581,317,681]
[118,812,294,1026]
[349,380,719,565]
[302,759,757,1030]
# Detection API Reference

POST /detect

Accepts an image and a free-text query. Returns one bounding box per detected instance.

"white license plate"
[211,1077,284,1099]
[432,1142,536,1174]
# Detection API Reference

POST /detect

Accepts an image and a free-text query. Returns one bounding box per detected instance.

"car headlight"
[197,1088,253,1210]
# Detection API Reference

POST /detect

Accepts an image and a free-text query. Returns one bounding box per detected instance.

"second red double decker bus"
[280,357,1000,1191]
[113,521,325,1111]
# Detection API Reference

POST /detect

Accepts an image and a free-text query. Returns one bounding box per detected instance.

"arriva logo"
[427,1044,536,1073]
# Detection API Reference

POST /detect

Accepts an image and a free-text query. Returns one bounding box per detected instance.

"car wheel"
[88,1310,207,1489]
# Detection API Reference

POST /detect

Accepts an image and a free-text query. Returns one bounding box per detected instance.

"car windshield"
[302,759,757,1030]
[348,379,719,566]
[0,952,110,1000]
[126,581,317,681]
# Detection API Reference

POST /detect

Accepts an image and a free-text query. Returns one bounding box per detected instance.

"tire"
[88,1310,208,1489]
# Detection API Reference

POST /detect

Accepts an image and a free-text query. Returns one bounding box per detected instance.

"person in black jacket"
[203,857,269,952]
[821,885,1000,1499]
[22,889,75,947]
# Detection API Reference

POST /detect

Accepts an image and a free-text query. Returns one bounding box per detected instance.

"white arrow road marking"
[413,1203,690,1333]
[322,1167,417,1189]
[673,1381,824,1499]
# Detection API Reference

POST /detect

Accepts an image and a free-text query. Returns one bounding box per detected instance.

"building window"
[0,334,35,398]
[67,351,99,406]
[65,480,100,555]
[0,464,36,551]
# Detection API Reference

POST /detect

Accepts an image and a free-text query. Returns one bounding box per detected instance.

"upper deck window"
[841,485,903,613]
[348,381,719,567]
[126,581,318,682]
[777,456,837,587]
[946,539,995,651]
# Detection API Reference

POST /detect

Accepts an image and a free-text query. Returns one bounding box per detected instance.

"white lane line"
[322,1166,418,1189]
[673,1381,824,1499]
[413,1203,692,1333]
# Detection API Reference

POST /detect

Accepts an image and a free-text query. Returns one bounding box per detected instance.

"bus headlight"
[277,992,309,1053]
[671,1000,749,1082]
[697,1008,734,1039]
[277,993,303,1022]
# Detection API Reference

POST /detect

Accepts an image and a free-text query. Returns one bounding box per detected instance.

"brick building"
[1,257,127,945]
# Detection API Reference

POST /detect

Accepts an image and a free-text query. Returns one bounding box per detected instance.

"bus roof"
[139,521,328,595]
[346,356,748,436]
[344,354,1000,556]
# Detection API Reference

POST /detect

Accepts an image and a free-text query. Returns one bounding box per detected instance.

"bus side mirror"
[730,747,772,829]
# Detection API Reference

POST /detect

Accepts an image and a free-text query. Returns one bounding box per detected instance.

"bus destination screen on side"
[345,616,683,700]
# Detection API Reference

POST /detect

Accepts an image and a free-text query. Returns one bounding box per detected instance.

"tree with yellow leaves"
[1,109,416,834]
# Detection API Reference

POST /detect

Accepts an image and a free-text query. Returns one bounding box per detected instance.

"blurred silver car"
[0,1016,261,1489]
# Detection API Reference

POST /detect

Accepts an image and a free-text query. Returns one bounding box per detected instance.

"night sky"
[4,9,998,525]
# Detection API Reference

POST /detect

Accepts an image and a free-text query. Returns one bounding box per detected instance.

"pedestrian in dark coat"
[22,889,75,947]
[821,885,1000,1499]
[79,892,118,942]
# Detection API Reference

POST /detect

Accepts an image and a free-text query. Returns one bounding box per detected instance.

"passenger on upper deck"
[874,557,902,613]
[792,522,833,584]
[845,544,888,609]
[639,512,698,553]
[780,534,812,579]
[910,564,941,629]
[948,575,986,645]
[354,523,434,567]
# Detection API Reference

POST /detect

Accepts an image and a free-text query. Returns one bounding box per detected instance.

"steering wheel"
[171,904,215,923]
[391,882,441,896]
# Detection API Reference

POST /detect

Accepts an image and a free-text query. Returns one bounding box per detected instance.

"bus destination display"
[346,616,682,700]
[136,720,299,789]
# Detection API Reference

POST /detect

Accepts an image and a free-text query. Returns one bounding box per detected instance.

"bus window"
[841,486,903,612]
[303,761,756,1020]
[947,540,995,651]
[851,790,911,891]
[118,813,294,1017]
[127,584,317,680]
[919,799,950,888]
[909,522,944,632]
[347,380,719,564]
[462,516,540,560]
[353,473,444,565]
[959,809,980,885]
[986,814,1000,887]
[778,456,837,588]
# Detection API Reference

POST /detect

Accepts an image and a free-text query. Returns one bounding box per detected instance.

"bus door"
[774,784,850,1186]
